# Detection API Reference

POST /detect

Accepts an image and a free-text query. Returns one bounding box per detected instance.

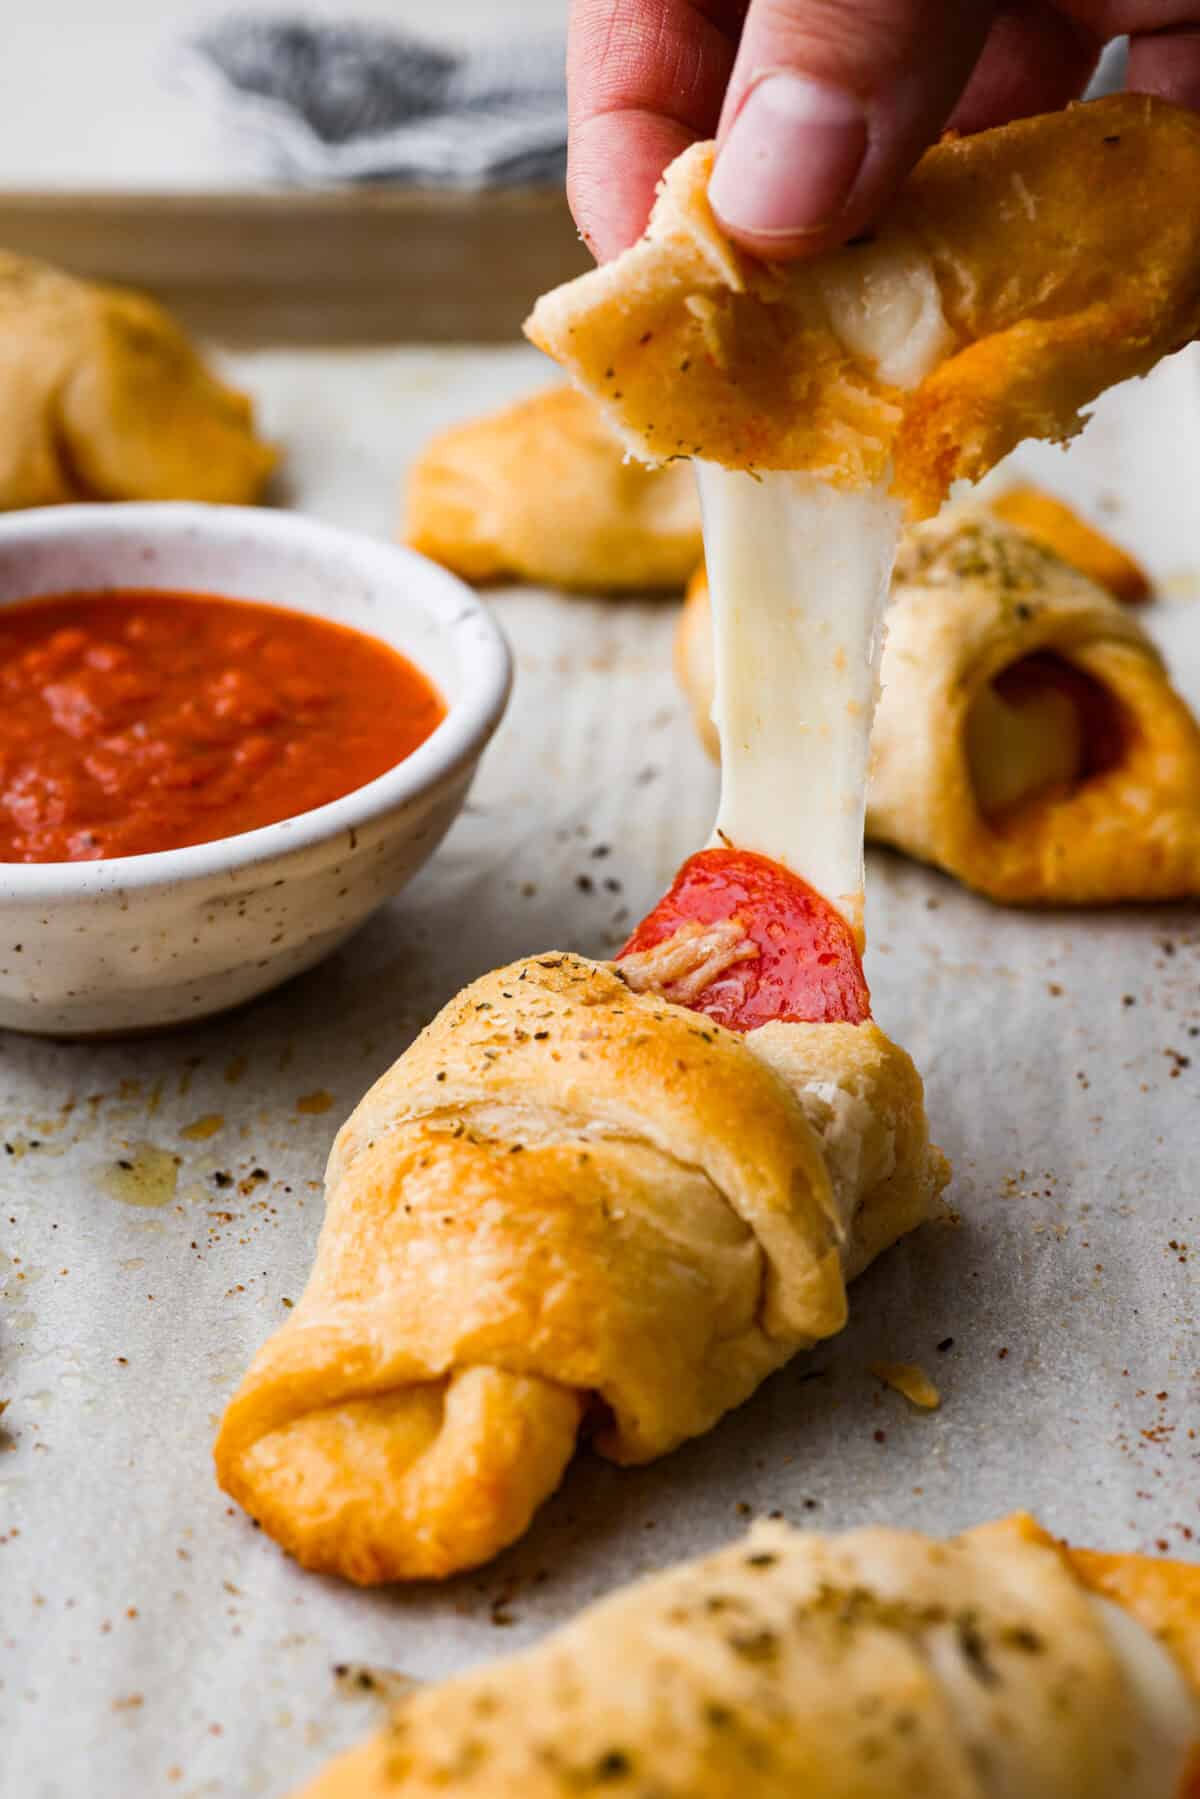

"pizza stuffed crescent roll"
[989,486,1152,605]
[295,1512,1200,1798]
[678,509,1200,905]
[526,93,1200,516]
[215,914,947,1584]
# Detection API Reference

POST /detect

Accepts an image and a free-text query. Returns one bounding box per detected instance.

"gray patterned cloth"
[173,16,567,186]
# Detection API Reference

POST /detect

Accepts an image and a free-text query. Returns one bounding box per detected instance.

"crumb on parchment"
[870,1362,942,1411]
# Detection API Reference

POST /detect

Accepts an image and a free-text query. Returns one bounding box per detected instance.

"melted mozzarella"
[790,1076,890,1234]
[1091,1596,1200,1796]
[966,675,1084,815]
[696,465,901,930]
[815,232,958,389]
[695,242,954,929]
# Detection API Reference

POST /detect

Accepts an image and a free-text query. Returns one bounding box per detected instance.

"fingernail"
[709,73,868,239]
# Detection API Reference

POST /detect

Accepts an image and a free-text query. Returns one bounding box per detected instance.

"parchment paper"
[2,343,1197,1799]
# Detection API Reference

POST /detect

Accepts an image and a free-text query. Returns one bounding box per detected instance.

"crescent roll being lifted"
[526,95,1200,517]
[216,951,946,1584]
[678,510,1200,905]
[296,1512,1200,1798]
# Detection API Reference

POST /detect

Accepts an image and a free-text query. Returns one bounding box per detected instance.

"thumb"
[708,0,995,258]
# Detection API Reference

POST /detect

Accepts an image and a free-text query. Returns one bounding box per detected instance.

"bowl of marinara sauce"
[0,504,511,1035]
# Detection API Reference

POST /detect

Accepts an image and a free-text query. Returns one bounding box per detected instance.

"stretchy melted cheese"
[813,231,958,392]
[697,469,900,927]
[696,246,951,927]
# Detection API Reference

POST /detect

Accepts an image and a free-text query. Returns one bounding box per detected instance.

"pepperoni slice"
[617,847,870,1031]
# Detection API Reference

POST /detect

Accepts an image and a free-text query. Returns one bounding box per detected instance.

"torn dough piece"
[527,95,1200,517]
[215,952,945,1584]
[0,252,276,508]
[294,1512,1200,1799]
[404,384,701,591]
[678,511,1200,905]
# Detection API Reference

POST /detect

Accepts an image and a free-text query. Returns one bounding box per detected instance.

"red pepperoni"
[618,847,870,1031]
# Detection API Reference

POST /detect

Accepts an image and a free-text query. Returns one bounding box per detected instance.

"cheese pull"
[678,511,1200,905]
[527,94,1200,517]
[293,1513,1200,1798]
[215,949,945,1584]
[528,97,1198,919]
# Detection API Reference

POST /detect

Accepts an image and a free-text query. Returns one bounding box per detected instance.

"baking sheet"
[2,343,1198,1799]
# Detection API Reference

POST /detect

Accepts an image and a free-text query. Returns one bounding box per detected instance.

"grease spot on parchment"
[99,1144,179,1209]
[295,1092,333,1116]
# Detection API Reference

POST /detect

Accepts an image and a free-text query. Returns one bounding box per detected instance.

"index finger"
[566,0,747,260]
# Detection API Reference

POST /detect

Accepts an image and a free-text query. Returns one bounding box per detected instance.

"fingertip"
[567,109,699,262]
[703,0,995,259]
[707,72,869,253]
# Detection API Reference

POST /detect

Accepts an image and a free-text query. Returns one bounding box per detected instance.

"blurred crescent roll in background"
[0,251,276,508]
[404,385,701,590]
[294,1511,1200,1798]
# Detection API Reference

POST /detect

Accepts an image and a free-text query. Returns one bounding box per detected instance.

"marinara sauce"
[0,590,445,863]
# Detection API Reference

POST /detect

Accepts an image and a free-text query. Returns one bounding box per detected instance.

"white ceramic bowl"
[0,504,512,1037]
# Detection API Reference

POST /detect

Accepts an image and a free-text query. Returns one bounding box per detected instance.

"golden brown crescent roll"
[526,95,1200,515]
[295,1512,1200,1798]
[677,511,1200,905]
[404,385,701,591]
[0,251,276,508]
[215,952,946,1585]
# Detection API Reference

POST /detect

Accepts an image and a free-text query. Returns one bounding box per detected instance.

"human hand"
[567,2,1200,262]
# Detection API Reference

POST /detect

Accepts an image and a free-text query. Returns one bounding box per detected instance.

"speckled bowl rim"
[0,504,512,903]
